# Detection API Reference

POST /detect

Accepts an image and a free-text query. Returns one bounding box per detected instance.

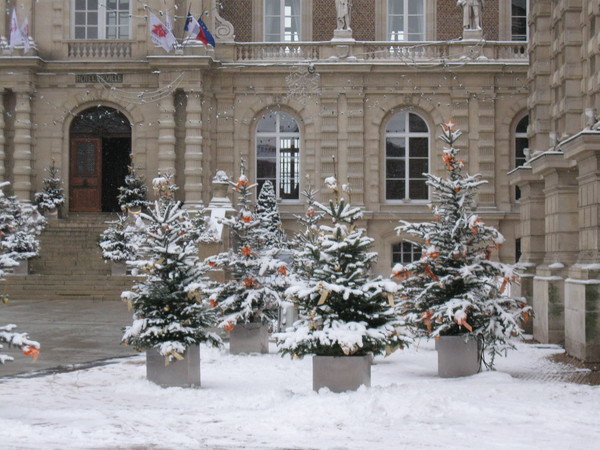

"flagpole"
[181,2,192,48]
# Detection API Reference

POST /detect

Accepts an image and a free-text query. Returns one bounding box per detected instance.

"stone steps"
[1,213,138,301]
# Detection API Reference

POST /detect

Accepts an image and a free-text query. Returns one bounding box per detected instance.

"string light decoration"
[284,64,321,104]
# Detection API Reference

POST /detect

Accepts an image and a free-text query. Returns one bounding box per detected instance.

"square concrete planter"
[435,335,481,378]
[11,259,29,276]
[146,344,201,388]
[313,355,372,393]
[229,322,270,354]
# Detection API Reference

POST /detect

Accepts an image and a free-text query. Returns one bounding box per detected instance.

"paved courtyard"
[1,298,600,385]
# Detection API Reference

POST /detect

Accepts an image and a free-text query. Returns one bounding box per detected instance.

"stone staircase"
[1,213,137,301]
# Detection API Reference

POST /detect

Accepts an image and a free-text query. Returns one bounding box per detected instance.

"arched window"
[265,0,301,42]
[514,115,528,200]
[388,0,425,41]
[256,111,300,200]
[392,241,421,266]
[385,112,429,201]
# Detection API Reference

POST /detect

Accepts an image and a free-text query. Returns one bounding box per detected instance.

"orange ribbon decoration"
[424,265,439,281]
[223,322,234,332]
[22,345,39,362]
[422,310,433,332]
[392,267,412,281]
[454,314,473,332]
[241,245,252,256]
[241,214,253,223]
[243,277,256,289]
[277,265,287,276]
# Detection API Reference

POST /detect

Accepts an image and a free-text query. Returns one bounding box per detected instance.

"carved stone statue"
[335,0,351,30]
[457,0,484,30]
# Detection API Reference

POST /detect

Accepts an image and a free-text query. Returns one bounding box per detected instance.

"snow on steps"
[1,213,139,301]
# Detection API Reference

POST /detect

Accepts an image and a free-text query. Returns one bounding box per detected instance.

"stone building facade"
[0,1,532,299]
[510,0,600,362]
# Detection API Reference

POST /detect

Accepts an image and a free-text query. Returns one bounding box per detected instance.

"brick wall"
[221,0,253,42]
[436,0,499,41]
[313,0,375,41]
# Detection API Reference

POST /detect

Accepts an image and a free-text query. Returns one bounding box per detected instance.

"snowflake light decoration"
[285,64,321,104]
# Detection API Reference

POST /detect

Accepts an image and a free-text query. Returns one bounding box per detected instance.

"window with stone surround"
[388,0,425,41]
[392,241,421,266]
[256,111,300,200]
[265,0,301,42]
[511,0,527,41]
[73,0,131,39]
[514,115,529,200]
[385,112,429,201]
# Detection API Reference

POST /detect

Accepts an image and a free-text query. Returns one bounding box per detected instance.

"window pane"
[119,0,129,8]
[257,137,276,157]
[409,137,428,157]
[265,0,281,16]
[409,114,428,132]
[386,138,405,157]
[107,0,117,8]
[88,12,98,25]
[408,0,424,15]
[75,27,86,39]
[386,180,405,200]
[75,0,86,10]
[265,17,280,41]
[75,12,86,26]
[89,0,98,9]
[516,116,529,133]
[388,0,404,15]
[386,112,406,133]
[257,113,277,132]
[88,27,98,39]
[386,159,405,178]
[515,138,528,167]
[257,159,277,179]
[409,159,428,178]
[410,180,428,199]
[279,113,299,132]
[280,139,299,200]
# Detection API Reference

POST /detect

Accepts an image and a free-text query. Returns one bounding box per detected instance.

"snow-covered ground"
[1,339,598,450]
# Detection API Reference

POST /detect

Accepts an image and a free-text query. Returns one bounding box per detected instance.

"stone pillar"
[158,93,176,176]
[184,90,203,207]
[562,133,600,361]
[530,154,578,345]
[12,90,33,202]
[508,166,545,333]
[0,90,5,180]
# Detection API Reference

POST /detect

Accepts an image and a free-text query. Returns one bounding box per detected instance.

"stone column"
[508,166,545,333]
[184,90,203,207]
[158,93,176,176]
[0,90,5,180]
[12,90,33,202]
[562,133,600,361]
[530,154,578,344]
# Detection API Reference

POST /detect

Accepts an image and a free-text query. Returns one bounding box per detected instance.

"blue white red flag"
[185,13,215,47]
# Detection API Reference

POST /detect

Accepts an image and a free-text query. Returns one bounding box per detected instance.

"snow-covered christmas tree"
[256,180,286,249]
[393,121,531,368]
[33,160,65,214]
[117,165,149,213]
[98,213,144,264]
[277,174,408,358]
[207,162,288,331]
[0,181,40,364]
[121,175,220,362]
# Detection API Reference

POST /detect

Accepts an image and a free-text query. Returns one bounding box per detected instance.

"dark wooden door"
[70,137,102,211]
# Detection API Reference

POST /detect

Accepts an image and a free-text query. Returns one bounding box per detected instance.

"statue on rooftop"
[458,0,484,30]
[335,0,352,31]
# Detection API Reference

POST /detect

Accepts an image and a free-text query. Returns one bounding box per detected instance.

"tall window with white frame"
[74,0,131,39]
[511,0,527,41]
[385,112,429,201]
[388,0,425,41]
[256,111,300,200]
[514,115,529,200]
[265,0,301,42]
[392,241,421,266]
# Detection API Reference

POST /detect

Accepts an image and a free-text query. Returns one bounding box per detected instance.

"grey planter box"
[111,261,127,276]
[146,344,201,388]
[313,355,371,393]
[435,335,481,378]
[229,322,269,354]
[11,259,29,276]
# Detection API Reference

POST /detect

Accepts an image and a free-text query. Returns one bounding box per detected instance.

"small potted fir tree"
[117,166,149,215]
[98,214,143,276]
[277,173,408,392]
[206,163,288,354]
[394,121,531,377]
[34,160,64,218]
[121,174,221,387]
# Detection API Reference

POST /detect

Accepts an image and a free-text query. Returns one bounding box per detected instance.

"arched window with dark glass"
[256,111,300,200]
[385,112,429,201]
[515,115,529,200]
[392,241,421,266]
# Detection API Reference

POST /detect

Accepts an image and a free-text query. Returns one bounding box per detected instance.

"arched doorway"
[69,106,132,212]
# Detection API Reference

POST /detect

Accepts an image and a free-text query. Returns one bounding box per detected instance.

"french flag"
[185,13,216,47]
